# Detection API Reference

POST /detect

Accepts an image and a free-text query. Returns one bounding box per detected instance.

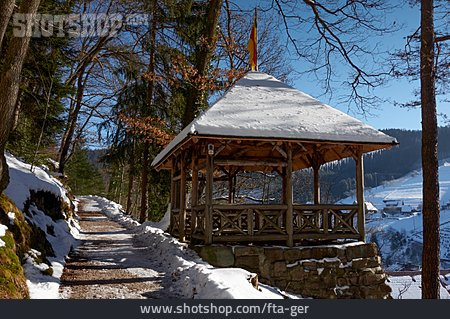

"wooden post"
[286,144,294,247]
[205,151,214,244]
[313,163,320,204]
[179,152,186,242]
[281,167,287,204]
[169,159,176,235]
[191,154,199,236]
[356,151,366,242]
[227,168,233,203]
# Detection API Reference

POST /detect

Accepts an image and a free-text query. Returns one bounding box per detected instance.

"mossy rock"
[0,231,29,299]
[0,194,31,259]
[0,194,54,261]
[196,245,235,267]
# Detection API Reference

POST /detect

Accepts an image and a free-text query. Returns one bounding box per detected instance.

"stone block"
[235,255,260,273]
[348,276,359,286]
[272,261,288,278]
[289,266,305,280]
[366,256,382,268]
[287,280,305,293]
[284,248,311,262]
[274,279,288,290]
[302,261,317,269]
[234,246,263,257]
[197,245,235,267]
[311,247,339,259]
[264,248,285,261]
[259,259,272,280]
[361,273,386,286]
[351,258,368,269]
[337,277,348,286]
[346,243,378,260]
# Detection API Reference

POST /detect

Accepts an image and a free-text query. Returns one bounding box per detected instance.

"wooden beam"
[205,153,214,244]
[191,154,199,235]
[281,167,287,205]
[355,151,366,242]
[169,159,176,235]
[227,168,233,203]
[313,164,320,204]
[274,145,287,158]
[286,144,294,247]
[179,152,186,242]
[215,159,287,167]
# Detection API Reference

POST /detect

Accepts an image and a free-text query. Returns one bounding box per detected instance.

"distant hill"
[318,127,450,202]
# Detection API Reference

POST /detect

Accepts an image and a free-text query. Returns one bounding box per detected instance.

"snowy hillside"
[0,154,79,298]
[341,161,450,270]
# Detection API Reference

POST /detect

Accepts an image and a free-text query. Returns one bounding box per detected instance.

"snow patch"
[4,153,70,210]
[387,275,450,299]
[7,212,15,225]
[0,223,8,247]
[24,205,79,299]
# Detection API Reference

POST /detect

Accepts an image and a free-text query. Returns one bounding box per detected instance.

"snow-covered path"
[59,198,169,299]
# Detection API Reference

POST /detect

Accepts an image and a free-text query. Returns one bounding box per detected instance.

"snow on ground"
[4,153,70,210]
[23,204,79,298]
[81,195,295,299]
[340,161,450,268]
[342,161,450,210]
[0,223,7,247]
[387,275,450,299]
[2,153,79,298]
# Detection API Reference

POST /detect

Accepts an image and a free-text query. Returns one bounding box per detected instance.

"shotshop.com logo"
[12,13,149,38]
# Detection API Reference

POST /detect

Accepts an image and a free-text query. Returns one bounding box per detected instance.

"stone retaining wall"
[194,242,391,299]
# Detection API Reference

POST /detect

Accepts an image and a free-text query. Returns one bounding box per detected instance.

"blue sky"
[240,0,448,131]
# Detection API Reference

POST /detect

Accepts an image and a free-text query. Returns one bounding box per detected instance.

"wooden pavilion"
[152,72,397,247]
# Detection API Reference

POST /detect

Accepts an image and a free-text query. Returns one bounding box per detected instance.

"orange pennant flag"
[247,11,257,71]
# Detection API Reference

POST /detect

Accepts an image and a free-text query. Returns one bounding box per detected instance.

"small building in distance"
[441,201,450,211]
[365,202,378,214]
[382,199,403,214]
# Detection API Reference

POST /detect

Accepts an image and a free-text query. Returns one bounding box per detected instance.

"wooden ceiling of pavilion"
[154,134,395,173]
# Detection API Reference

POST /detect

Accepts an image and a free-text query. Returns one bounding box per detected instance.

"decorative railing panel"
[180,204,361,243]
[293,205,359,240]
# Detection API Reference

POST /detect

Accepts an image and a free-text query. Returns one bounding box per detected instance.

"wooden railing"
[185,203,361,243]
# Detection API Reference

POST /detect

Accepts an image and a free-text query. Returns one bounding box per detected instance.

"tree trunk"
[125,139,136,215]
[58,68,88,174]
[0,0,15,49]
[0,0,41,193]
[182,0,223,125]
[139,0,157,223]
[420,0,440,299]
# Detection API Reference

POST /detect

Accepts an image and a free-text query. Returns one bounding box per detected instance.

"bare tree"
[218,0,293,82]
[0,0,41,193]
[268,0,398,113]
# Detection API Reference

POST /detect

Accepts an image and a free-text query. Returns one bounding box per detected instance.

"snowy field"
[387,275,450,299]
[341,161,450,267]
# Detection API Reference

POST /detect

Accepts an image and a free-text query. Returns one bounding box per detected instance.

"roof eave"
[152,133,398,171]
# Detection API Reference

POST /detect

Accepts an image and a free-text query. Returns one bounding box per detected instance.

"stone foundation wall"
[194,242,391,299]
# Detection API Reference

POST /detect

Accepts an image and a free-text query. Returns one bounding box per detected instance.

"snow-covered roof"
[152,71,397,168]
[365,202,378,212]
